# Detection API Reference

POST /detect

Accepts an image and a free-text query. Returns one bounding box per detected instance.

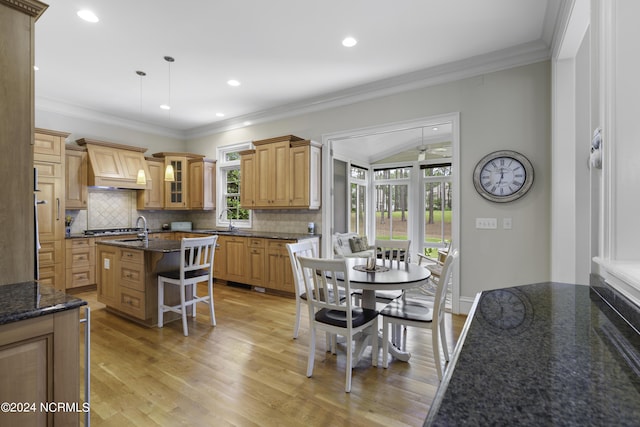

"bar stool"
[157,235,218,336]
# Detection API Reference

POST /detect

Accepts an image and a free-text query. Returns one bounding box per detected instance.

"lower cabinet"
[65,238,95,290]
[266,240,295,292]
[0,309,81,426]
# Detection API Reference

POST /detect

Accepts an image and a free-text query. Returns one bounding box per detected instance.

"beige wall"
[187,61,552,304]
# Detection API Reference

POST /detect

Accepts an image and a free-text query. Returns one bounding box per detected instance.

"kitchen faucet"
[136,215,148,245]
[218,208,237,232]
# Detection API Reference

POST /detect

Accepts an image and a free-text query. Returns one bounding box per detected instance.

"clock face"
[473,150,534,203]
[477,288,533,334]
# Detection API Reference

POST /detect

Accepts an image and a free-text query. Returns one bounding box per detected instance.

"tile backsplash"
[66,189,323,235]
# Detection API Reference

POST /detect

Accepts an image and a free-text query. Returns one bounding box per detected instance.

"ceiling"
[34,0,561,140]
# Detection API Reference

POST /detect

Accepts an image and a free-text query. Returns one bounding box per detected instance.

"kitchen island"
[425,277,640,425]
[96,232,319,326]
[0,282,87,426]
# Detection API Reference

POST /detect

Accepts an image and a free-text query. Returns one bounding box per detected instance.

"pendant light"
[160,55,174,112]
[136,169,147,185]
[134,70,148,186]
[164,164,175,182]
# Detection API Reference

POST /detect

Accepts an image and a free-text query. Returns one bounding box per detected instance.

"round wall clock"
[473,150,534,203]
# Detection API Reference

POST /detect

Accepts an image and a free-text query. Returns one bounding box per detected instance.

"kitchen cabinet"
[97,244,119,307]
[0,0,47,285]
[255,137,291,207]
[118,248,146,319]
[247,238,266,286]
[137,157,165,210]
[35,128,68,291]
[65,145,88,209]
[217,235,248,283]
[239,149,256,208]
[153,152,205,210]
[240,135,321,209]
[34,127,66,164]
[266,239,295,292]
[65,238,95,289]
[0,308,80,427]
[290,140,322,209]
[189,158,216,210]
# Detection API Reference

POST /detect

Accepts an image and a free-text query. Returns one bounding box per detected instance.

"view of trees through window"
[374,167,410,241]
[423,164,452,257]
[349,166,367,236]
[218,145,250,226]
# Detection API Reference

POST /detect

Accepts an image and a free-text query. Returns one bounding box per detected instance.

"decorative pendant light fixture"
[160,55,174,112]
[136,169,147,185]
[164,164,175,182]
[134,70,148,186]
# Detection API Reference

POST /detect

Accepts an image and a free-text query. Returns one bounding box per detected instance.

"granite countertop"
[425,280,640,426]
[97,238,183,252]
[0,282,87,326]
[69,229,320,241]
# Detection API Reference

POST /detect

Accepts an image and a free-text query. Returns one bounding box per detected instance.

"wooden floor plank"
[74,283,465,426]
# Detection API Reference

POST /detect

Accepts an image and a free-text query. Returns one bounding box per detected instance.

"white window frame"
[216,142,252,229]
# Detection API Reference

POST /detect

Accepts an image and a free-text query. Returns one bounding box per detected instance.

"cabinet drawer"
[267,240,293,251]
[66,266,95,288]
[66,247,95,268]
[66,238,94,249]
[119,288,146,319]
[120,261,145,291]
[39,241,63,266]
[248,238,265,248]
[34,160,62,178]
[120,249,143,263]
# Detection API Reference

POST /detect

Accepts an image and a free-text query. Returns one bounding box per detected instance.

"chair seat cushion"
[380,297,433,322]
[158,268,210,281]
[316,307,378,328]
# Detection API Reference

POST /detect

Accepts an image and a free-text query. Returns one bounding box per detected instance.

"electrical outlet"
[104,258,110,269]
[476,218,497,229]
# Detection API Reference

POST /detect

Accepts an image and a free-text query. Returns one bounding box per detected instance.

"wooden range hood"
[76,138,151,190]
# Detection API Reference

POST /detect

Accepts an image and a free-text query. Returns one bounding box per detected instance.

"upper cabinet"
[34,128,67,164]
[77,138,150,190]
[240,135,321,209]
[152,152,204,210]
[137,157,164,210]
[189,158,216,210]
[65,145,88,209]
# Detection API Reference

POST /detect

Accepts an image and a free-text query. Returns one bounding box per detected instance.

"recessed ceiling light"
[243,121,252,126]
[432,127,439,131]
[77,10,99,23]
[34,65,39,71]
[160,104,171,110]
[216,113,225,117]
[342,37,357,47]
[227,79,241,87]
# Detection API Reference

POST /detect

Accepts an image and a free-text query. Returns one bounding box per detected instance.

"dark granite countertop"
[426,280,640,426]
[0,282,87,326]
[69,229,320,241]
[96,238,183,252]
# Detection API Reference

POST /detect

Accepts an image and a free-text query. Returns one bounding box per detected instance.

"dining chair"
[286,240,318,339]
[157,235,218,336]
[353,239,412,305]
[380,249,458,380]
[297,256,379,393]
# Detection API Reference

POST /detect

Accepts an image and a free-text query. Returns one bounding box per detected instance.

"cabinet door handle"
[56,198,60,220]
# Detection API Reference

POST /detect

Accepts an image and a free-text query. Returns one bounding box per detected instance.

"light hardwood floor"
[75,284,465,426]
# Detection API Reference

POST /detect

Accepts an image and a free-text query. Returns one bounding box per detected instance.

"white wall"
[187,61,552,307]
[35,109,185,153]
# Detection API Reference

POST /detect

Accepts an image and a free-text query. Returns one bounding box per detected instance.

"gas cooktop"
[84,228,141,236]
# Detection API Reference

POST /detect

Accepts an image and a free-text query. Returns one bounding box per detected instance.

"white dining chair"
[298,256,379,393]
[157,235,218,336]
[286,240,317,339]
[380,249,458,380]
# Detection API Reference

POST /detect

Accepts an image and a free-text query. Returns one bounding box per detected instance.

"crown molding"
[185,40,551,139]
[36,40,551,141]
[0,0,48,19]
[35,97,185,140]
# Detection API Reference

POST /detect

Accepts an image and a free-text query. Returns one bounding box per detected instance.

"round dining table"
[339,257,431,363]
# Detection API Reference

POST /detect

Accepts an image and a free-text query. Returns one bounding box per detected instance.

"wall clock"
[473,150,534,203]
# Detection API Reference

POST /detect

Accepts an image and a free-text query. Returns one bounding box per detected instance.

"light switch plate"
[476,218,497,229]
[104,258,110,269]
